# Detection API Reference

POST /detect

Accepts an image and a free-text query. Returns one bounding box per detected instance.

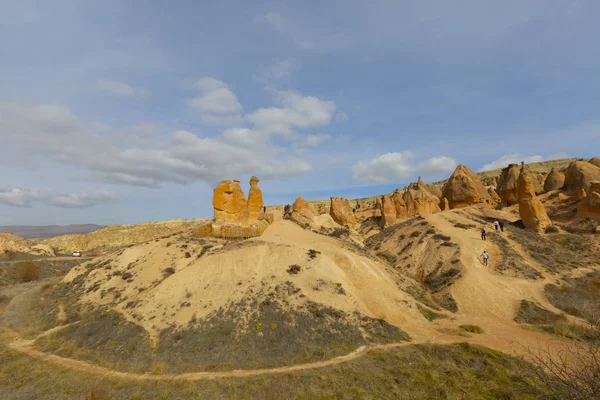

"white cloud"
[0,102,312,188]
[95,79,146,97]
[247,91,336,140]
[352,152,415,183]
[187,78,243,126]
[352,152,458,183]
[0,186,115,208]
[187,77,242,114]
[479,152,570,172]
[416,156,458,176]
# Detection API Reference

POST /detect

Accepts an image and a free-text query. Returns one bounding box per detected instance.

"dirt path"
[5,327,424,380]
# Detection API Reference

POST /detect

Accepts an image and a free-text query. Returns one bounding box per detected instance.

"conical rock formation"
[517,164,552,232]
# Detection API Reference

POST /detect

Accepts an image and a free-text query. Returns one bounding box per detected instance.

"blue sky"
[1,0,598,225]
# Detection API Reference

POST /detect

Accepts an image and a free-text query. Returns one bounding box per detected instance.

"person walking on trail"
[481,250,489,266]
[499,220,505,232]
[493,220,499,231]
[481,228,487,241]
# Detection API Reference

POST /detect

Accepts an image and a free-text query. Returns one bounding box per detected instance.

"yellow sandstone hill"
[42,220,205,254]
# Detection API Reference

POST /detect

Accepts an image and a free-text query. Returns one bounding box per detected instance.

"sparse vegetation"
[0,340,551,399]
[162,267,175,278]
[286,264,301,274]
[459,325,484,334]
[545,271,600,323]
[17,260,39,282]
[416,304,448,321]
[490,234,543,280]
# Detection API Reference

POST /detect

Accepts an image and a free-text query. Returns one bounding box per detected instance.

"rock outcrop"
[403,177,442,218]
[533,173,545,194]
[487,187,501,203]
[291,196,316,225]
[517,164,552,232]
[247,176,264,220]
[544,168,565,192]
[564,161,600,193]
[330,197,357,226]
[380,195,398,228]
[205,176,272,238]
[441,165,492,209]
[577,182,600,219]
[497,164,521,205]
[427,184,443,199]
[213,180,248,224]
[589,157,600,168]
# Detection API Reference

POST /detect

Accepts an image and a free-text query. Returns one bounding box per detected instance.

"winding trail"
[5,327,422,380]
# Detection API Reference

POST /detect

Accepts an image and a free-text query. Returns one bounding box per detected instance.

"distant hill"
[0,224,105,239]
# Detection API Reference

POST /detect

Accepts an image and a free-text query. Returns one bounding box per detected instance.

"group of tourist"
[480,219,506,266]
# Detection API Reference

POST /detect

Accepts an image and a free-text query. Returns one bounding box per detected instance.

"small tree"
[18,260,39,282]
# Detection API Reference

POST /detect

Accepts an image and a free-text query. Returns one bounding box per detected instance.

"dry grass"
[459,324,484,334]
[0,340,550,399]
[17,261,39,283]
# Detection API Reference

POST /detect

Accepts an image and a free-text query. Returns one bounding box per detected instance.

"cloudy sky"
[1,0,598,225]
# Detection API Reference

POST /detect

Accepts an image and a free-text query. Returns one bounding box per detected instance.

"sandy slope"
[4,206,589,379]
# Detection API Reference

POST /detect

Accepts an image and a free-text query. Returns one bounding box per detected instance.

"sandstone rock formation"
[403,177,442,218]
[487,187,501,203]
[427,184,443,199]
[589,157,600,168]
[578,181,600,219]
[482,176,498,187]
[533,173,545,194]
[517,165,552,232]
[544,168,565,192]
[497,164,521,205]
[291,196,316,225]
[440,197,450,211]
[330,197,357,226]
[213,180,248,224]
[564,161,600,193]
[206,176,272,238]
[441,165,492,209]
[247,176,264,219]
[380,195,398,228]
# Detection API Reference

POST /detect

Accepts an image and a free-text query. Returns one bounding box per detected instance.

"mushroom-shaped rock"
[544,168,565,192]
[564,161,600,193]
[441,165,492,209]
[517,166,552,232]
[247,176,264,220]
[497,164,521,205]
[329,197,357,226]
[577,182,600,219]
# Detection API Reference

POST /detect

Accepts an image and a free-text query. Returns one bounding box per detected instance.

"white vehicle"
[72,251,82,257]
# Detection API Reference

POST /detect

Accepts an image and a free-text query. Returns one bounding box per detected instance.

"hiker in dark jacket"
[499,220,505,232]
[481,228,487,241]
